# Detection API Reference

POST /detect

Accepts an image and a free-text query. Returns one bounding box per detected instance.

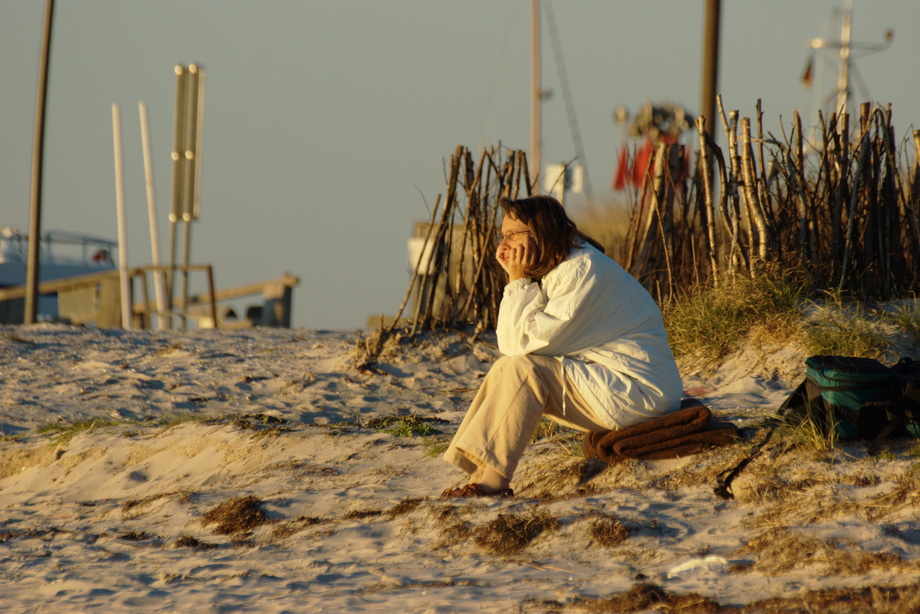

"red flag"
[802,55,814,88]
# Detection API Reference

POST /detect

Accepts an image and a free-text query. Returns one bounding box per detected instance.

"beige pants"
[443,354,609,482]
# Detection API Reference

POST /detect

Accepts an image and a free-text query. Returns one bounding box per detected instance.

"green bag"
[716,355,920,500]
[803,355,897,439]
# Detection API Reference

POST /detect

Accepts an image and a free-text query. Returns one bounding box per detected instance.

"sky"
[2,0,919,331]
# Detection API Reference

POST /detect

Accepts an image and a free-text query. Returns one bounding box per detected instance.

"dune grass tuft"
[801,293,891,359]
[37,419,122,446]
[661,269,920,369]
[36,413,217,446]
[888,302,920,347]
[662,268,805,365]
[368,415,444,437]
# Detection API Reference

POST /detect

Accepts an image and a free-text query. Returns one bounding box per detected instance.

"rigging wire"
[477,2,525,154]
[543,0,593,199]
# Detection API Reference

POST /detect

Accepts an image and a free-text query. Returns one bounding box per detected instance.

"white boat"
[0,226,118,322]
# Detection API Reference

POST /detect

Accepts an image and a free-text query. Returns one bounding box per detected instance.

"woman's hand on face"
[496,237,534,281]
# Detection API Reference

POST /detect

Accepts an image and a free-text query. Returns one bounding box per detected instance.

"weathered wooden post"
[24,0,56,325]
[261,280,293,327]
[695,116,719,286]
[741,117,770,267]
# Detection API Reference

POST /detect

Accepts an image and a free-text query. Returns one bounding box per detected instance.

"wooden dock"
[0,267,299,329]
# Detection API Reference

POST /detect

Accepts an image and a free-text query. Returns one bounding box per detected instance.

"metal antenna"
[543,0,592,200]
[805,1,893,123]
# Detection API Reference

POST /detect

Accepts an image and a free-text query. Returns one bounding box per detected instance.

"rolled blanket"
[583,398,740,464]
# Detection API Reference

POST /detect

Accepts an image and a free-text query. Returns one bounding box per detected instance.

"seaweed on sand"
[201,495,268,536]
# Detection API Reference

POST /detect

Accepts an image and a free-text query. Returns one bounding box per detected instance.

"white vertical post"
[835,1,852,120]
[166,64,187,330]
[139,101,168,328]
[111,103,132,329]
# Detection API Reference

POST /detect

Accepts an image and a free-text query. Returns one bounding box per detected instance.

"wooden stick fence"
[355,145,532,369]
[619,97,920,303]
[403,145,532,333]
[357,99,919,369]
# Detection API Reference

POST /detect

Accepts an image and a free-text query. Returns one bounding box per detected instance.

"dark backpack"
[779,356,920,443]
[781,355,920,442]
[887,357,920,438]
[714,355,920,500]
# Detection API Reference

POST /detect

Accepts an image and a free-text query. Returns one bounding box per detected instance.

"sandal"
[440,483,514,499]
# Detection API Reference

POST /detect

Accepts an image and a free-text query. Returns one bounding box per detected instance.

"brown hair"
[499,195,603,279]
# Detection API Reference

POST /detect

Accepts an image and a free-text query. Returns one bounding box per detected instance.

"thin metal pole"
[179,219,191,329]
[24,0,55,324]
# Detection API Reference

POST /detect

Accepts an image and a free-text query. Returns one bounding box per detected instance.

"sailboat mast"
[835,1,852,118]
[530,0,541,187]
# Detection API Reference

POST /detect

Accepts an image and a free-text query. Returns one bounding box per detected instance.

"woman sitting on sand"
[441,195,682,498]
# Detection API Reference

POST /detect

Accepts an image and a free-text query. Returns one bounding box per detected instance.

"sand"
[1,324,918,612]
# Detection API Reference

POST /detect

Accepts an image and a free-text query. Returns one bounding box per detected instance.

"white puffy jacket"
[496,242,682,429]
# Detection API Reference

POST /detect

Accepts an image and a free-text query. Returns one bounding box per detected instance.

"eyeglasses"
[497,230,532,242]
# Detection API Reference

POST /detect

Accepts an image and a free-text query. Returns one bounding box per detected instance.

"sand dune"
[1,324,918,612]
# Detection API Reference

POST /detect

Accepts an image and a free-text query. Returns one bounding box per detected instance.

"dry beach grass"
[1,315,919,612]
